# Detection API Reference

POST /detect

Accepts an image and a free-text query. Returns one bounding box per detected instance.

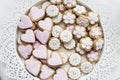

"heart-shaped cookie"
[18,44,33,59]
[33,45,48,59]
[18,15,33,29]
[21,29,35,43]
[36,30,50,44]
[47,52,62,67]
[38,17,53,31]
[30,6,45,22]
[25,58,42,76]
[40,65,55,80]
[53,69,68,80]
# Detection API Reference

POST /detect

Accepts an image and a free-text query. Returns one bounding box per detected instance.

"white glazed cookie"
[68,67,81,79]
[42,2,51,11]
[50,0,62,4]
[53,13,63,24]
[64,39,76,50]
[48,37,61,50]
[75,43,85,55]
[94,38,104,50]
[80,62,93,74]
[73,25,87,39]
[57,4,66,12]
[89,26,103,39]
[46,5,59,17]
[52,25,63,37]
[76,15,89,27]
[59,52,68,64]
[73,5,87,15]
[88,12,100,24]
[69,53,81,66]
[87,51,100,62]
[60,30,73,43]
[63,12,76,24]
[63,0,77,8]
[80,37,93,51]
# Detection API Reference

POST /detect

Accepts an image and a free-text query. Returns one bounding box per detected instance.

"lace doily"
[0,0,120,80]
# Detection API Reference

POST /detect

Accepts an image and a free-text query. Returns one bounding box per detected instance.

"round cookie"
[48,37,61,50]
[42,1,51,11]
[52,25,63,37]
[68,67,81,80]
[80,62,93,74]
[59,52,68,64]
[80,37,93,51]
[53,13,63,24]
[57,4,66,12]
[76,15,89,27]
[60,30,73,43]
[46,5,59,17]
[89,26,103,39]
[69,53,81,66]
[64,39,76,50]
[93,38,104,50]
[87,50,100,62]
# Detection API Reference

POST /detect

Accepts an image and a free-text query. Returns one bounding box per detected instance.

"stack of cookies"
[17,0,104,80]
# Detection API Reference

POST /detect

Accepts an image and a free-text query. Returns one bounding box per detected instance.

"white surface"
[0,0,120,80]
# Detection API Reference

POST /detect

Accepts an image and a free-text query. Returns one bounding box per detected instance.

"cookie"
[80,62,93,74]
[63,0,77,8]
[73,5,87,15]
[39,65,55,80]
[36,30,50,44]
[21,29,35,43]
[80,37,93,51]
[63,12,76,24]
[64,39,76,50]
[73,25,87,39]
[87,51,100,62]
[75,43,85,55]
[53,13,63,24]
[69,53,81,66]
[25,58,42,76]
[33,41,41,49]
[18,44,33,59]
[33,45,48,59]
[53,68,68,80]
[18,15,33,29]
[59,52,68,64]
[29,6,45,22]
[47,51,63,67]
[66,25,75,32]
[68,67,81,79]
[57,4,66,12]
[38,17,53,31]
[76,15,89,27]
[93,38,104,50]
[60,30,73,43]
[42,2,51,11]
[48,37,61,50]
[50,0,62,4]
[46,5,59,17]
[51,25,63,37]
[89,26,103,39]
[88,12,100,24]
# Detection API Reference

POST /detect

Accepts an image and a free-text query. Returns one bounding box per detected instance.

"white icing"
[64,39,76,50]
[73,25,86,39]
[53,13,63,24]
[68,67,81,79]
[52,25,63,37]
[88,12,99,24]
[59,52,68,64]
[63,12,76,24]
[87,51,99,62]
[80,62,93,74]
[46,5,59,17]
[63,0,77,8]
[73,5,87,15]
[50,0,61,4]
[91,27,102,38]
